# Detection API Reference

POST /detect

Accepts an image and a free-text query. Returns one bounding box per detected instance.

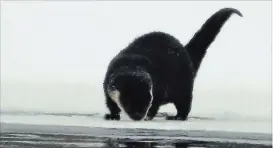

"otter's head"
[108,71,153,121]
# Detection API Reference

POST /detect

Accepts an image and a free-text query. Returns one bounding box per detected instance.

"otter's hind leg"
[166,81,193,121]
[166,93,192,121]
[104,94,121,120]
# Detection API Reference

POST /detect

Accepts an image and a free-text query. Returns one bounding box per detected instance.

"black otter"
[103,8,242,121]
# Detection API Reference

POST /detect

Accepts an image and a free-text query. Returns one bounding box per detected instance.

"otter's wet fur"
[103,8,242,121]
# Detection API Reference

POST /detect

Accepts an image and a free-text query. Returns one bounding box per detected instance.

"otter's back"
[105,32,191,92]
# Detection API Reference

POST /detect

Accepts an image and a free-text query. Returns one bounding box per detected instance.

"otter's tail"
[185,8,242,74]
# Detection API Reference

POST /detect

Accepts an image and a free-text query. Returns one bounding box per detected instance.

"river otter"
[103,8,242,121]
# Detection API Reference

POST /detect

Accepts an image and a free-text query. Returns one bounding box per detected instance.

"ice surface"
[1,111,271,134]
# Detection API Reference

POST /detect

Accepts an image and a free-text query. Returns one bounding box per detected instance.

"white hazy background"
[1,1,271,120]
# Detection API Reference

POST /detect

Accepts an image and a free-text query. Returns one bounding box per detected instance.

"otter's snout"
[128,111,146,121]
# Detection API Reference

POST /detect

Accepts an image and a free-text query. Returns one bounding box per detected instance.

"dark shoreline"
[1,132,272,148]
[1,123,272,148]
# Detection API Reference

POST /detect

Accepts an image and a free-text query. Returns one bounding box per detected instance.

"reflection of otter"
[103,139,210,148]
[103,139,265,148]
[103,8,242,121]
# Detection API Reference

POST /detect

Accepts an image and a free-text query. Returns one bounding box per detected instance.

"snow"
[0,1,271,136]
[1,110,271,134]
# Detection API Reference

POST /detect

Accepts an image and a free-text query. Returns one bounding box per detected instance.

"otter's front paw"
[166,115,187,121]
[104,113,120,120]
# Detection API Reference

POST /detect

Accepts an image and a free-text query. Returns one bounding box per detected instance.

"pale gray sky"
[0,1,271,115]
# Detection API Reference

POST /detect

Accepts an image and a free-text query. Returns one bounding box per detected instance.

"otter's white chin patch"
[143,86,153,120]
[108,89,125,113]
